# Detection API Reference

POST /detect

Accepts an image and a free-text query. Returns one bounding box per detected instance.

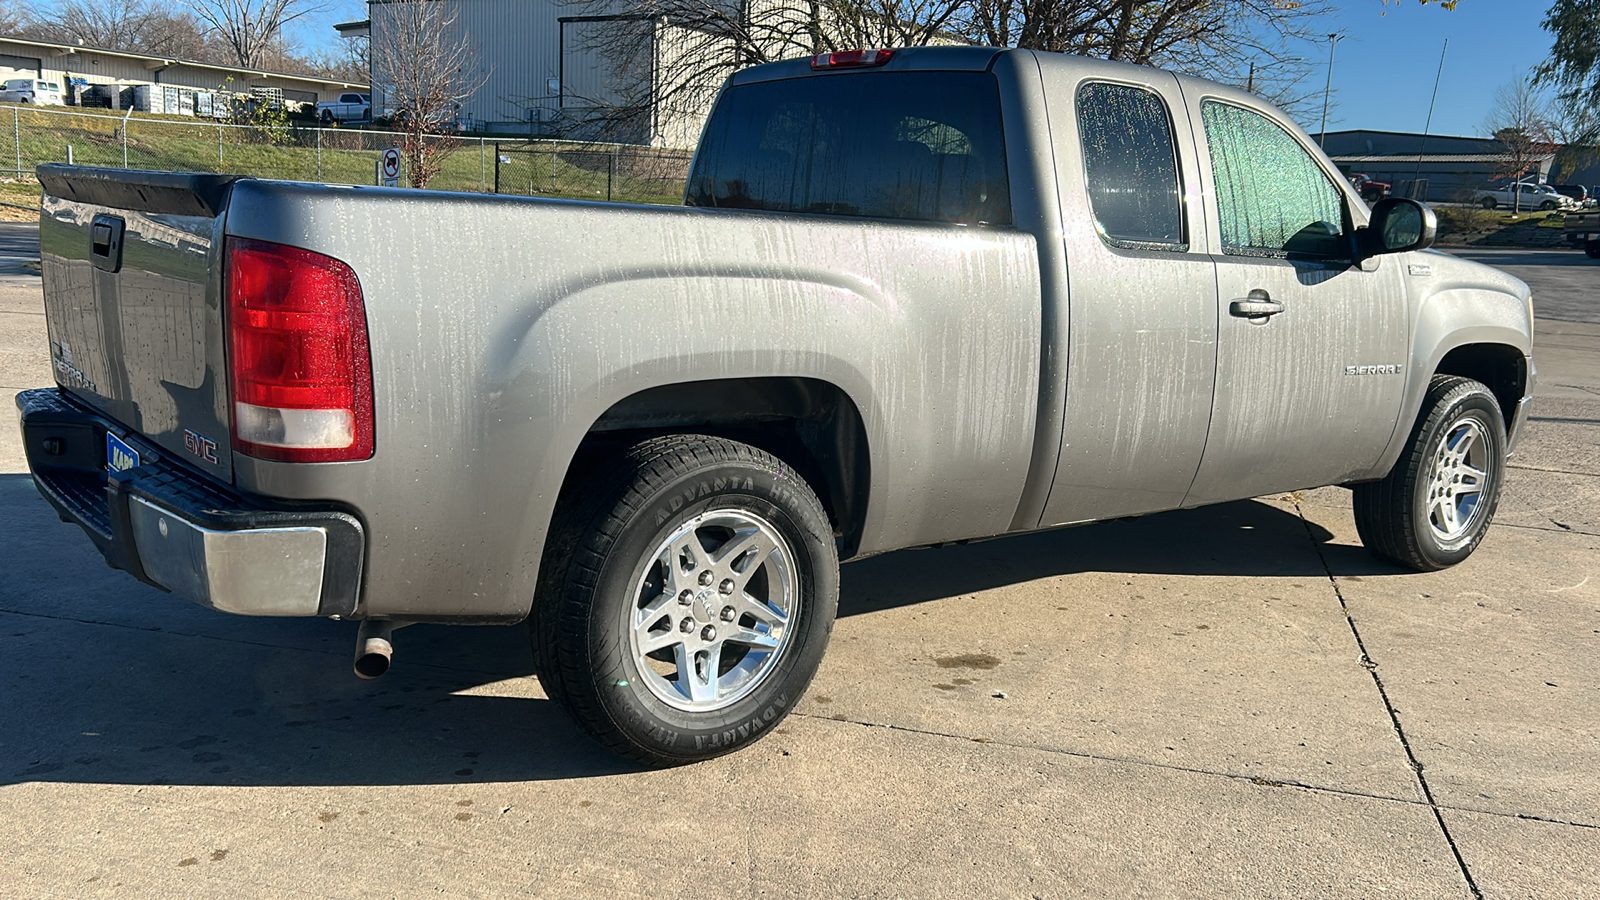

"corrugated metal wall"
[369,0,712,147]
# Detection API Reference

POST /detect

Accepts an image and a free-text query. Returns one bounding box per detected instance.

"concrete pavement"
[1,244,1596,898]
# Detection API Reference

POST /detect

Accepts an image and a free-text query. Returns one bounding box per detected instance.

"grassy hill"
[0,104,688,206]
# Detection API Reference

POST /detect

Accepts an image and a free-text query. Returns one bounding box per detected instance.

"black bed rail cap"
[36,165,244,218]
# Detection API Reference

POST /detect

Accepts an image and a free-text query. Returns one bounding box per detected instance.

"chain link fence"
[491,142,692,205]
[0,105,693,205]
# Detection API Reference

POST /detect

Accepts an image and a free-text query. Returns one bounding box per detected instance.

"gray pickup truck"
[18,46,1535,765]
[1566,209,1600,257]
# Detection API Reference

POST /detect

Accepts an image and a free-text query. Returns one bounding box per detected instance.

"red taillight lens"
[226,237,374,463]
[809,48,894,69]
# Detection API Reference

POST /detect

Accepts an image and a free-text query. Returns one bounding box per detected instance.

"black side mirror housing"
[1358,197,1437,259]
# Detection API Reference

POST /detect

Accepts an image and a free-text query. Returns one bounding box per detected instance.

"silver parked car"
[1477,181,1578,211]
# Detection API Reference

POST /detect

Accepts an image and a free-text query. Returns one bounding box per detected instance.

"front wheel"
[1353,376,1507,571]
[532,435,838,766]
[1541,200,1558,211]
[1586,240,1600,259]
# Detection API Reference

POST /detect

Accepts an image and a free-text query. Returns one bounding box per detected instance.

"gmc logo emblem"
[184,429,219,464]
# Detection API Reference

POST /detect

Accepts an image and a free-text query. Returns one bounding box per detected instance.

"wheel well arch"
[1434,342,1526,431]
[563,377,872,559]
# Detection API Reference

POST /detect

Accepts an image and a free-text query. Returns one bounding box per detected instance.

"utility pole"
[1412,39,1449,198]
[1318,33,1342,149]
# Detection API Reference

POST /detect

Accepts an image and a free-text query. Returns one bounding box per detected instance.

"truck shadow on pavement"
[840,494,1397,618]
[0,474,1402,786]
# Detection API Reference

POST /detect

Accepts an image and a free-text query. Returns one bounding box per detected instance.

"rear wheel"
[320,109,334,125]
[532,435,838,766]
[1586,240,1600,259]
[1353,376,1506,571]
[1481,197,1497,210]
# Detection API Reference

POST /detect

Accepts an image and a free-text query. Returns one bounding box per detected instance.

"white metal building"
[363,0,717,147]
[0,35,368,109]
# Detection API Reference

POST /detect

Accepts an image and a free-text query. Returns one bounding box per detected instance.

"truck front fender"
[1368,279,1533,479]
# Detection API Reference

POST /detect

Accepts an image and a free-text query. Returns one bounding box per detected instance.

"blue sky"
[1308,0,1560,138]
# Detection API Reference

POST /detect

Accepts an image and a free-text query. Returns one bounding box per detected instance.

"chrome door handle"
[1230,290,1284,320]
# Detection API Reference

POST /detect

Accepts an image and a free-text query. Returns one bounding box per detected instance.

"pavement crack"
[1493,520,1600,538]
[1293,501,1484,900]
[1507,463,1600,478]
[791,714,1600,832]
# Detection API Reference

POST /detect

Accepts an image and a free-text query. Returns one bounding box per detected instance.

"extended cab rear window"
[686,72,1012,226]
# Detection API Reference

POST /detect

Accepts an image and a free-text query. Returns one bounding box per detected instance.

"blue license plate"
[106,432,140,472]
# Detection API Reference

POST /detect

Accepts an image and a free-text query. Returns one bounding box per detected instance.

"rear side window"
[1076,82,1185,249]
[1201,100,1347,259]
[687,72,1011,226]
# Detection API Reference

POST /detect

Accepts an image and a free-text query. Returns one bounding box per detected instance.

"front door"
[1184,97,1408,506]
[1036,70,1218,526]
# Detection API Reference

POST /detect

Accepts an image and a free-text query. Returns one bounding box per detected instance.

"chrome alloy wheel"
[1425,417,1491,546]
[627,510,796,712]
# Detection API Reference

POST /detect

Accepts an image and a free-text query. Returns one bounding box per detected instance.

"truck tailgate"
[37,166,239,482]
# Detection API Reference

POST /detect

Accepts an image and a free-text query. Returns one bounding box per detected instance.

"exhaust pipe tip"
[353,620,397,679]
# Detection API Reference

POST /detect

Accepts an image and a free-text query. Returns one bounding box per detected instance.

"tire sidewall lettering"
[580,452,834,761]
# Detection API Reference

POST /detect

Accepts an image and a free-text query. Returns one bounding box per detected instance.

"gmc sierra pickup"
[18,46,1535,765]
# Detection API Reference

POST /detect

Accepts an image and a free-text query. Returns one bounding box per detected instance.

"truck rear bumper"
[16,388,365,617]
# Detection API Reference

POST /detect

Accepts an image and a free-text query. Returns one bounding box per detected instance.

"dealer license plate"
[106,432,139,472]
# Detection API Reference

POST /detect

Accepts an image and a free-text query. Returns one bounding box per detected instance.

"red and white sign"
[380,148,401,184]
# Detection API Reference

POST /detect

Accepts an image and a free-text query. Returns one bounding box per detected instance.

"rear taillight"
[226,237,374,463]
[809,48,894,69]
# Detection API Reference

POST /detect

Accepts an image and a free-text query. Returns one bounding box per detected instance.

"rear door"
[38,169,238,482]
[1182,95,1408,505]
[1034,67,1217,526]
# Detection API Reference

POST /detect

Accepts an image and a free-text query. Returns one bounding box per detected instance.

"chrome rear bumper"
[17,388,364,617]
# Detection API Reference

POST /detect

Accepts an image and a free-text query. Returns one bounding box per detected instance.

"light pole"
[1318,33,1342,149]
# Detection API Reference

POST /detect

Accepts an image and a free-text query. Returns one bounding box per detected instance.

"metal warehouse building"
[1321,130,1557,203]
[0,35,368,109]
[361,0,715,148]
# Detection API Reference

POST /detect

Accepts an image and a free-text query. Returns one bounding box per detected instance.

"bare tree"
[371,0,485,188]
[562,0,1344,147]
[1549,104,1599,184]
[306,31,369,82]
[955,0,1336,108]
[185,0,320,69]
[18,0,216,61]
[556,0,978,146]
[1484,75,1558,213]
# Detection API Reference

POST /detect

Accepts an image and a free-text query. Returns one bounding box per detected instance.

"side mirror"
[1360,197,1437,258]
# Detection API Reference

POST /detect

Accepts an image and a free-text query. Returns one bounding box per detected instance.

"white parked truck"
[316,92,371,124]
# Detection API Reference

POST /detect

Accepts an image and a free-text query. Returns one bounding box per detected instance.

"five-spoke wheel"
[1354,376,1507,570]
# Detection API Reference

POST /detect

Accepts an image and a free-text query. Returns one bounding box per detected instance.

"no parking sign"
[379,147,401,187]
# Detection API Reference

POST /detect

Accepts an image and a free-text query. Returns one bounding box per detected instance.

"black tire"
[1586,240,1600,259]
[532,434,838,766]
[1541,200,1557,211]
[320,110,334,125]
[1353,376,1507,571]
[1481,197,1497,210]
[1363,190,1383,203]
